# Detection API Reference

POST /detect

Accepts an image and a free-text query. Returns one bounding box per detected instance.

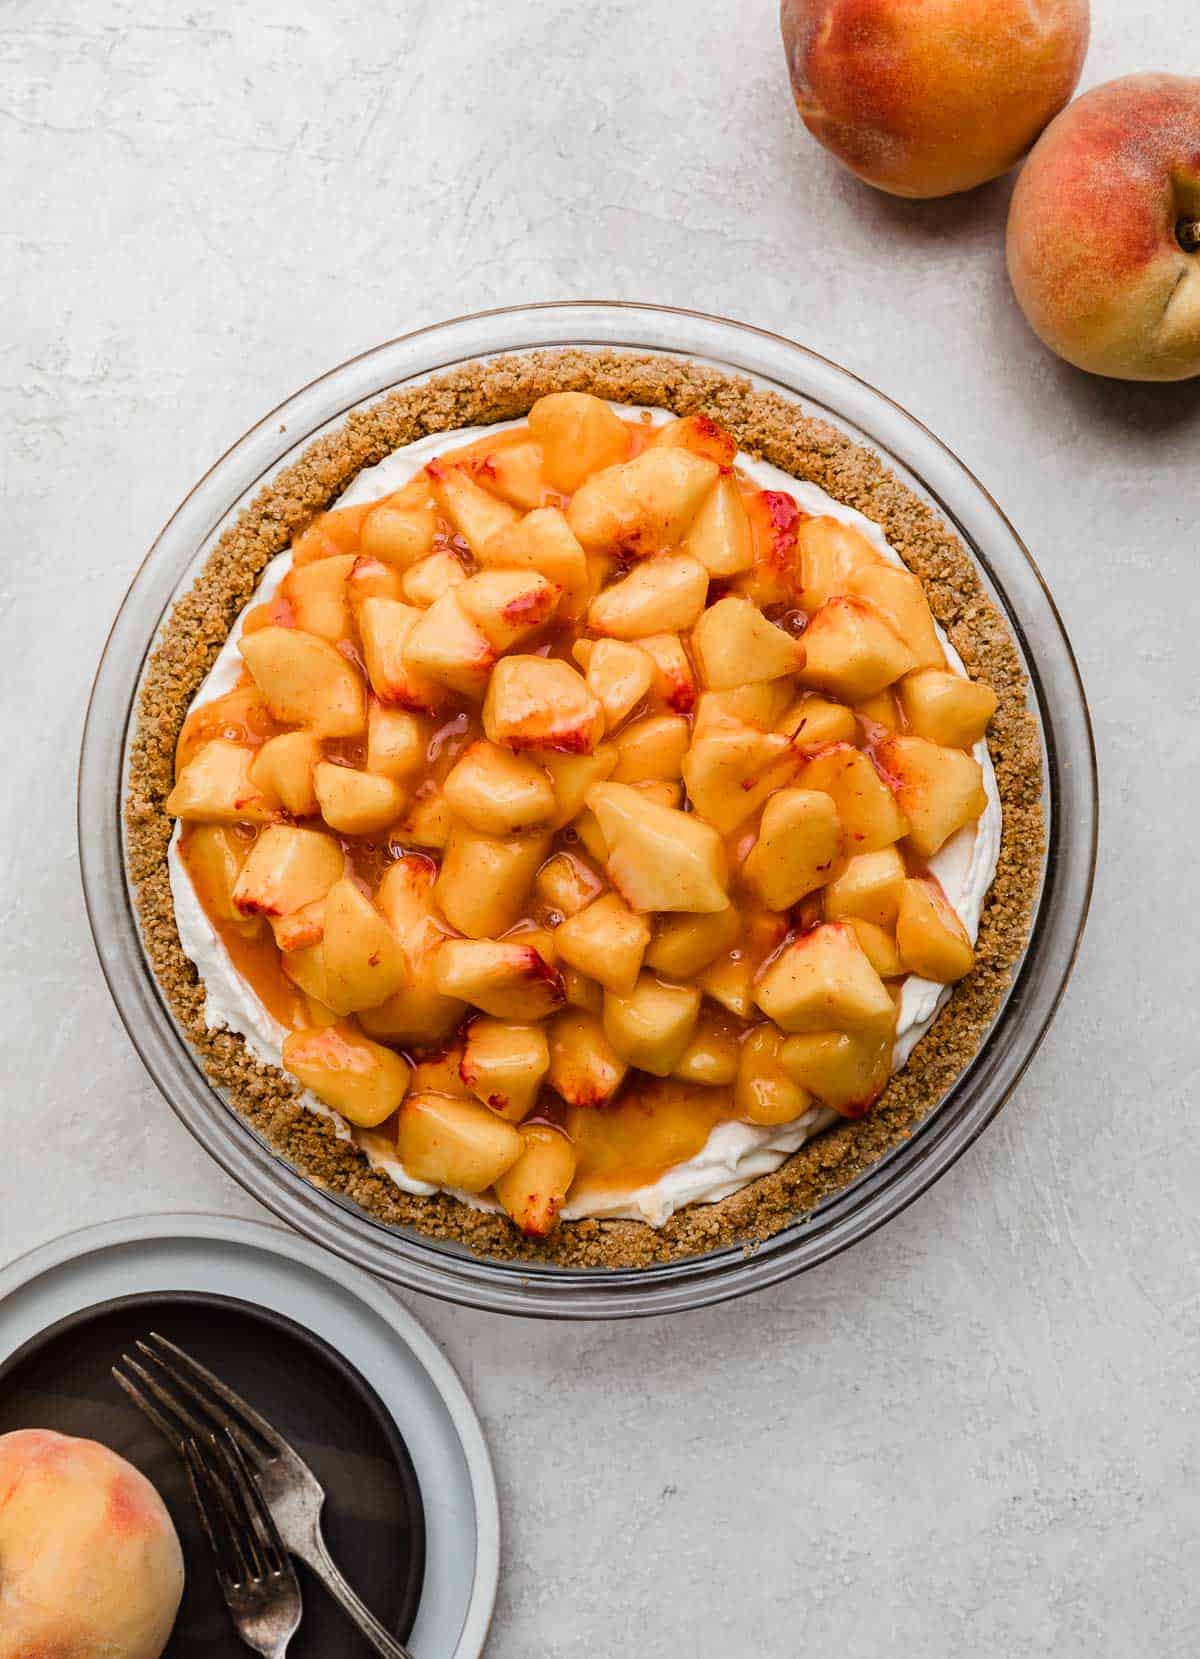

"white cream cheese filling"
[168,409,1001,1227]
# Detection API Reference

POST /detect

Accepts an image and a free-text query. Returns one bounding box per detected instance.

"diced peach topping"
[171,404,998,1227]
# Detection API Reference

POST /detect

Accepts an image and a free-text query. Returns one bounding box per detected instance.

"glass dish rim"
[78,299,1098,1320]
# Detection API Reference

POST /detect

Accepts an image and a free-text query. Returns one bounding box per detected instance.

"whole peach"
[1007,74,1200,381]
[780,0,1090,198]
[0,1429,184,1659]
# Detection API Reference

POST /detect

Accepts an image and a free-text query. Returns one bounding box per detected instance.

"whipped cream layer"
[168,409,1001,1227]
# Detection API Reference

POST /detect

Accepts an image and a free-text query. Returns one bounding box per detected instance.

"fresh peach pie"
[162,391,1002,1239]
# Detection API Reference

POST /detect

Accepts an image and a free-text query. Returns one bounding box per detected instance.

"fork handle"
[301,1536,416,1659]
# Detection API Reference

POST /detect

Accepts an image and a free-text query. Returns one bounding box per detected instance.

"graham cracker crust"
[125,348,1044,1269]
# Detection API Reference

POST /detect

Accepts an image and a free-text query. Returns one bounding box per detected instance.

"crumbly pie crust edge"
[125,348,1044,1270]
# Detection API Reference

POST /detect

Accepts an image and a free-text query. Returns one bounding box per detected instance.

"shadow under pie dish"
[87,304,1095,1317]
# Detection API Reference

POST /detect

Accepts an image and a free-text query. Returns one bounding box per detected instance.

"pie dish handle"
[298,1532,416,1659]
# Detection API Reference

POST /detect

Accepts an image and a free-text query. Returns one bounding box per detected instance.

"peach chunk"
[358,855,467,1044]
[230,825,343,918]
[755,921,894,1034]
[181,825,256,932]
[638,632,697,713]
[279,940,335,1009]
[777,693,858,750]
[282,1024,411,1127]
[793,516,883,612]
[781,0,1089,199]
[348,556,406,611]
[396,1090,523,1192]
[697,683,792,734]
[899,668,998,749]
[847,917,905,979]
[692,595,806,690]
[735,1023,815,1125]
[567,448,719,554]
[472,438,547,510]
[435,938,564,1021]
[613,713,690,784]
[539,744,618,826]
[527,392,631,491]
[672,1010,740,1087]
[249,731,323,817]
[1007,74,1200,381]
[575,638,654,732]
[847,564,946,671]
[554,892,651,996]
[459,1016,550,1121]
[646,905,740,979]
[798,596,916,702]
[534,851,603,918]
[587,781,729,913]
[313,760,406,835]
[457,569,560,652]
[401,550,468,608]
[435,827,550,938]
[493,1123,578,1236]
[477,507,590,606]
[360,500,437,569]
[854,689,901,734]
[823,845,906,930]
[682,721,795,834]
[896,876,976,982]
[779,1028,893,1118]
[0,1429,184,1659]
[284,553,355,642]
[443,742,555,836]
[404,592,496,698]
[357,598,447,713]
[735,489,805,608]
[239,626,366,737]
[427,460,519,552]
[165,740,281,825]
[875,734,987,857]
[682,474,754,575]
[603,973,702,1076]
[799,743,909,853]
[321,877,408,1013]
[548,1008,629,1107]
[483,656,605,755]
[561,966,603,1013]
[587,552,709,639]
[410,1046,474,1101]
[271,897,327,953]
[392,784,452,850]
[650,412,738,467]
[742,788,842,910]
[366,701,427,781]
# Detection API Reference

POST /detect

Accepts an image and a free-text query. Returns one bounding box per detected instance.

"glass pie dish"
[79,302,1097,1318]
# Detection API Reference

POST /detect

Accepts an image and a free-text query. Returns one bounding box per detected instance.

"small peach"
[1007,73,1200,381]
[0,1429,184,1659]
[780,0,1090,199]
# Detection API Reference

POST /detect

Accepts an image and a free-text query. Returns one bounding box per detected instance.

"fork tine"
[184,1437,246,1592]
[206,1431,268,1581]
[141,1332,295,1465]
[119,1353,212,1444]
[218,1425,289,1577]
[112,1364,186,1453]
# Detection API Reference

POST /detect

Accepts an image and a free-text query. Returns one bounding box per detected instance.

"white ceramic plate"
[0,1212,499,1659]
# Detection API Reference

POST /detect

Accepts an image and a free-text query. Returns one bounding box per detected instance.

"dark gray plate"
[0,1290,425,1656]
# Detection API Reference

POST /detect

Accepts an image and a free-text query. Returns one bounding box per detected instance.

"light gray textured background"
[3,3,1197,1654]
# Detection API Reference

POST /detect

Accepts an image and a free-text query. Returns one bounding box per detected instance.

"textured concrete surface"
[3,2,1198,1654]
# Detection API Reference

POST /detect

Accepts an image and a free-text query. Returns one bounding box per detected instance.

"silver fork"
[113,1356,302,1658]
[128,1332,415,1659]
